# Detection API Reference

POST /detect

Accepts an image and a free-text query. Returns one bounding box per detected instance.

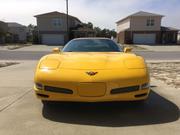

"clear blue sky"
[0,0,180,30]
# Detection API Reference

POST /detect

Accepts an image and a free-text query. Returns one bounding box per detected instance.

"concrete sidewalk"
[0,45,63,52]
[136,45,180,52]
[0,61,179,135]
[13,45,63,52]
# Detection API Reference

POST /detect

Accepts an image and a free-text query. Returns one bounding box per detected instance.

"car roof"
[72,37,112,40]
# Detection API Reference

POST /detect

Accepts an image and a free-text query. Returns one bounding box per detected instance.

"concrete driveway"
[0,61,179,135]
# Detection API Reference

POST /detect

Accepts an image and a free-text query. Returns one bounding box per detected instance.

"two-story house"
[34,11,82,45]
[116,11,179,45]
[7,22,27,43]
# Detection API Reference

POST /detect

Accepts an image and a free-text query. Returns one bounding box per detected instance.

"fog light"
[141,83,150,90]
[35,83,43,90]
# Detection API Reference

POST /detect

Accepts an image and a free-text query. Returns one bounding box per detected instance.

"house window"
[147,19,155,26]
[52,18,61,27]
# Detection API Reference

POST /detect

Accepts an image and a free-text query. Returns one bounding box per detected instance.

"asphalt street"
[0,50,180,60]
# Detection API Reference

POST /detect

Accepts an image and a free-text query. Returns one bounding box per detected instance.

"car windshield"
[62,39,122,52]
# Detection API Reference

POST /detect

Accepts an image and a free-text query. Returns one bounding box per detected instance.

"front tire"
[41,100,53,106]
[134,99,147,105]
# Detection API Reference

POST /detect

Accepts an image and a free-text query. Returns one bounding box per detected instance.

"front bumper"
[34,68,150,102]
[34,84,150,102]
[34,88,150,102]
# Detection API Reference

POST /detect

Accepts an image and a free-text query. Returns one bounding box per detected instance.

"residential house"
[34,11,82,45]
[116,11,179,45]
[0,21,8,44]
[7,22,27,43]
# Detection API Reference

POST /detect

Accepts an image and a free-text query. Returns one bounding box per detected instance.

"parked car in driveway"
[34,38,150,105]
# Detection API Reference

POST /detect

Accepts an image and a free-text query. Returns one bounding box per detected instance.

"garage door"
[133,34,156,44]
[42,34,64,45]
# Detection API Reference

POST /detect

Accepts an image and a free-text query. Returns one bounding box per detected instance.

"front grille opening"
[35,83,43,90]
[44,86,73,94]
[37,93,49,98]
[135,93,148,98]
[111,85,140,94]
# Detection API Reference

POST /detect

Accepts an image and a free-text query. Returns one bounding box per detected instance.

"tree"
[94,27,117,38]
[69,21,117,39]
[94,27,101,37]
[109,29,117,38]
[27,24,39,43]
[87,22,93,29]
[81,22,93,29]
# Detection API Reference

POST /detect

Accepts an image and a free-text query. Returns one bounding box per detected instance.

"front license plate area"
[78,83,106,97]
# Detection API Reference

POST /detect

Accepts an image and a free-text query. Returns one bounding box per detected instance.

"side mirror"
[124,47,133,53]
[52,48,61,53]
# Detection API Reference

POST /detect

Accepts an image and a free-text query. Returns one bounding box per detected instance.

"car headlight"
[124,58,146,69]
[141,83,150,90]
[35,83,43,90]
[39,59,60,70]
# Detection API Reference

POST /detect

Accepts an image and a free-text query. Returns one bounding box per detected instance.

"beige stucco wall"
[117,19,130,33]
[130,16,162,31]
[36,14,80,32]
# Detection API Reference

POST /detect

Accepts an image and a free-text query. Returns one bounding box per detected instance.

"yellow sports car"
[34,38,150,104]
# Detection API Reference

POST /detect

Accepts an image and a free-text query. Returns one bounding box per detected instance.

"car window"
[63,39,122,52]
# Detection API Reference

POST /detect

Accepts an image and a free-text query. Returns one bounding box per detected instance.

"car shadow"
[42,91,180,127]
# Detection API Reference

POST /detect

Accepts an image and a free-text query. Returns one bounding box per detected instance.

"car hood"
[41,52,146,70]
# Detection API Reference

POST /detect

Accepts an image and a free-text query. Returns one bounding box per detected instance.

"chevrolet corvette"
[34,38,150,103]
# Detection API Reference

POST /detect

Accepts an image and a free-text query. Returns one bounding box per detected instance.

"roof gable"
[131,11,164,17]
[116,11,164,24]
[34,11,81,23]
[34,11,65,17]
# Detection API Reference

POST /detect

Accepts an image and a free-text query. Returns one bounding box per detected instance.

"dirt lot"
[148,62,180,90]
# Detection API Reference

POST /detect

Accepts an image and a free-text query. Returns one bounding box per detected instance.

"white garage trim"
[42,34,64,45]
[133,33,156,44]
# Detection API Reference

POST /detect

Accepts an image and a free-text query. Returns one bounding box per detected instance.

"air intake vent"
[44,86,73,94]
[111,85,140,94]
